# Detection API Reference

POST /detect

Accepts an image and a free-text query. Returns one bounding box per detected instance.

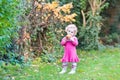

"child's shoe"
[68,69,76,74]
[59,69,67,74]
[68,63,77,74]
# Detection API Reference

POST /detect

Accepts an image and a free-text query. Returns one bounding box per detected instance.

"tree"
[17,0,77,57]
[79,0,108,50]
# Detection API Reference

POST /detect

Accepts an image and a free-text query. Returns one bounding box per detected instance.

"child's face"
[67,28,74,36]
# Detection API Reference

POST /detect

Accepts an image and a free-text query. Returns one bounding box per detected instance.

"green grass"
[0,48,120,80]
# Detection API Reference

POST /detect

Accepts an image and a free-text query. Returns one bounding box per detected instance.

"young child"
[59,24,80,74]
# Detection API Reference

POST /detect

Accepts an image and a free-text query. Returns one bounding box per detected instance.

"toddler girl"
[59,24,80,74]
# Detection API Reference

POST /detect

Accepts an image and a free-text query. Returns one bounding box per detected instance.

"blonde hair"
[65,24,77,35]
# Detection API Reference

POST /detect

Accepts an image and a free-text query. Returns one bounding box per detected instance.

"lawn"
[0,48,120,80]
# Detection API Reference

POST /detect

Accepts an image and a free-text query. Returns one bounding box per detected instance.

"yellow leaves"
[63,13,77,22]
[60,2,73,14]
[55,13,77,22]
[53,8,60,17]
[35,1,42,11]
[52,1,59,8]
[35,1,77,23]
[53,2,73,16]
[44,1,59,11]
[37,4,42,9]
[52,2,76,22]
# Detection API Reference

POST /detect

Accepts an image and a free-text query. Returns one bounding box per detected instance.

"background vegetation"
[0,0,120,79]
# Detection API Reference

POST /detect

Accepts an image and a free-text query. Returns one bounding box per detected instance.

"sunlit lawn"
[0,48,120,80]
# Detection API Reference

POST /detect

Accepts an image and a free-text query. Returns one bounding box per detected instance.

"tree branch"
[98,0,106,8]
[81,10,86,27]
[100,0,106,6]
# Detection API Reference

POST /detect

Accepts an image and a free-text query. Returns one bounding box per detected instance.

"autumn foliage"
[16,1,77,58]
[34,1,77,23]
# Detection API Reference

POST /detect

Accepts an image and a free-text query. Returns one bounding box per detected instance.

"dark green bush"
[0,0,24,64]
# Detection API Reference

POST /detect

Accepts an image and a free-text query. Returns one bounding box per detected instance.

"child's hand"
[66,34,71,40]
[70,37,74,41]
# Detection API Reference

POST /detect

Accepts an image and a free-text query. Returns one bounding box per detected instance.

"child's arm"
[70,37,78,46]
[60,37,67,46]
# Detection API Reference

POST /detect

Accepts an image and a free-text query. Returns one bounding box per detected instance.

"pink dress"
[60,36,80,62]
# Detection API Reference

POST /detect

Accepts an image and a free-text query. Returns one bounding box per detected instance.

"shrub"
[0,0,23,64]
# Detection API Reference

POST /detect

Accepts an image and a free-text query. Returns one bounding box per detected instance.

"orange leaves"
[60,2,73,14]
[34,1,77,24]
[43,1,59,11]
[63,13,77,22]
[35,1,42,11]
[52,2,76,22]
[53,8,61,17]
